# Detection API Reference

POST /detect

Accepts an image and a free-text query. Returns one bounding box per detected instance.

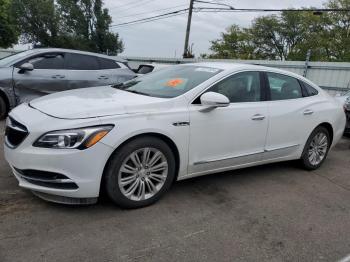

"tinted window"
[137,65,154,74]
[207,71,261,103]
[99,58,120,69]
[65,53,99,70]
[302,82,319,96]
[267,72,302,100]
[27,54,65,69]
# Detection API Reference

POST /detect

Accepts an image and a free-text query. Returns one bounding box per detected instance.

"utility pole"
[183,0,194,58]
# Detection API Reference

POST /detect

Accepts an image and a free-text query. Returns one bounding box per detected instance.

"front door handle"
[251,114,266,121]
[303,109,314,115]
[52,75,65,79]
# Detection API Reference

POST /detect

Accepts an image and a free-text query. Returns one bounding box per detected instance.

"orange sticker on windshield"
[166,78,183,87]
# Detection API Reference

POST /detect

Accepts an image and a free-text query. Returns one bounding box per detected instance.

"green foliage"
[207,0,350,61]
[11,0,123,55]
[0,0,19,48]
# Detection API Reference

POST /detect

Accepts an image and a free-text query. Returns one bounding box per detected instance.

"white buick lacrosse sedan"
[4,63,346,208]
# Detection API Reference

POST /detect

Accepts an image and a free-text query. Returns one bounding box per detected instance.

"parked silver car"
[0,48,136,119]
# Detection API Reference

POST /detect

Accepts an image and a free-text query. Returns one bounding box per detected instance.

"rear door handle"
[303,109,314,115]
[251,114,266,121]
[98,76,109,80]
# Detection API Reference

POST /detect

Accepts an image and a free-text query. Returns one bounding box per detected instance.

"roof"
[27,48,125,62]
[183,62,311,83]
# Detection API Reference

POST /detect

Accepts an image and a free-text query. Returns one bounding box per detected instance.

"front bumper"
[5,141,113,200]
[4,104,115,203]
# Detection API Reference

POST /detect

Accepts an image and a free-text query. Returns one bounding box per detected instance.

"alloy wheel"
[308,132,328,166]
[118,147,168,201]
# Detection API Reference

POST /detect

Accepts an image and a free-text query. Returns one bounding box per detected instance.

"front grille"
[5,117,28,148]
[14,168,79,190]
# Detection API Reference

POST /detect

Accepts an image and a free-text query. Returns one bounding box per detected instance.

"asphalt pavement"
[1,120,350,262]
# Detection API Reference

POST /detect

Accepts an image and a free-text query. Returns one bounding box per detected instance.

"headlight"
[33,125,114,149]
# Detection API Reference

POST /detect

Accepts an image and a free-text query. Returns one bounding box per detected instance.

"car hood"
[29,86,169,119]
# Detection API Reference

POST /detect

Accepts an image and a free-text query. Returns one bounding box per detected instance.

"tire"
[300,126,330,170]
[0,96,7,120]
[104,136,176,208]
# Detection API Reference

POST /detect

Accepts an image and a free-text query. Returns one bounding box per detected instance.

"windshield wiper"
[125,90,151,96]
[112,83,125,89]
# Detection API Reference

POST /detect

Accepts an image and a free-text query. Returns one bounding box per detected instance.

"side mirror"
[200,92,230,108]
[18,63,34,73]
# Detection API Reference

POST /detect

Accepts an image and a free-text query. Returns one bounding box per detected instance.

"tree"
[209,25,257,59]
[207,0,350,62]
[322,0,350,61]
[11,0,123,55]
[0,0,19,48]
[11,0,60,47]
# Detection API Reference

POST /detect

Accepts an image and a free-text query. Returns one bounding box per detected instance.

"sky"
[105,0,326,57]
[14,0,326,57]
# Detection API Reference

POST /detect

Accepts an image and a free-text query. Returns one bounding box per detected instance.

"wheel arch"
[0,88,10,114]
[100,132,181,194]
[317,122,334,146]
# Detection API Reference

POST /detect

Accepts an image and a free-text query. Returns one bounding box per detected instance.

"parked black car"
[0,48,136,119]
[344,97,350,136]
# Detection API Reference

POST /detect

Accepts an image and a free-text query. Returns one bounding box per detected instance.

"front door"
[13,53,67,103]
[188,71,269,175]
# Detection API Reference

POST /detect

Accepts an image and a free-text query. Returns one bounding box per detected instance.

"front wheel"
[300,126,330,170]
[104,136,176,208]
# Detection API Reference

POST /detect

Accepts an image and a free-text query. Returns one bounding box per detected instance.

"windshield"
[113,65,222,98]
[0,50,38,67]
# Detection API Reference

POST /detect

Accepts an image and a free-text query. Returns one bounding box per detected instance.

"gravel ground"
[0,120,350,262]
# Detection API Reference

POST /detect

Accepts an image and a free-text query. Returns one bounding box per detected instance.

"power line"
[194,0,234,9]
[193,7,350,12]
[110,9,189,28]
[111,12,188,28]
[109,0,155,12]
[113,4,188,20]
[109,6,350,29]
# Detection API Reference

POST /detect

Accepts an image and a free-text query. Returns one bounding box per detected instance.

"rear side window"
[301,81,319,96]
[65,53,99,70]
[98,58,120,69]
[27,53,65,69]
[267,72,303,100]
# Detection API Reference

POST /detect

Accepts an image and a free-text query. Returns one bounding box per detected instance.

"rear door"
[64,53,102,90]
[263,72,319,160]
[13,52,67,103]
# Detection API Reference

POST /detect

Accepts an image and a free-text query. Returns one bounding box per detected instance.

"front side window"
[27,53,65,69]
[113,65,222,98]
[267,72,303,100]
[206,71,261,103]
[65,53,99,70]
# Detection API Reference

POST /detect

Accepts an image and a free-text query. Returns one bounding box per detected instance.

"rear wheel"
[104,136,176,208]
[300,126,330,170]
[0,96,7,120]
